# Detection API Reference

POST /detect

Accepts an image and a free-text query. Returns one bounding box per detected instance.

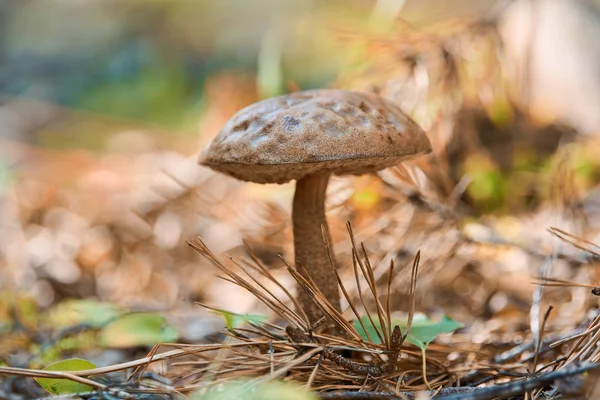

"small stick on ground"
[323,347,384,377]
[532,305,553,372]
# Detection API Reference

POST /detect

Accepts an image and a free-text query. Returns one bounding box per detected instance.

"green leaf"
[404,315,463,350]
[211,309,268,330]
[257,26,284,99]
[353,316,383,344]
[98,312,178,348]
[353,315,463,349]
[193,379,319,400]
[16,297,39,330]
[36,358,96,395]
[47,299,124,329]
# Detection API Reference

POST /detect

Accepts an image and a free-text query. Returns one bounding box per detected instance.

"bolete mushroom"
[199,89,431,325]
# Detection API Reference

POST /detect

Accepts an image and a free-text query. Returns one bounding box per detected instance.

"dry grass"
[2,3,600,399]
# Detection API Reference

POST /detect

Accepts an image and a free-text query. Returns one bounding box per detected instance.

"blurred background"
[2,0,600,347]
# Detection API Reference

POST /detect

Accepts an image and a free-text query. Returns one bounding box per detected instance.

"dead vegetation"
[2,1,600,399]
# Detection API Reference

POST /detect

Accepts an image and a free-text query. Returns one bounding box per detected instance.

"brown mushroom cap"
[199,89,432,184]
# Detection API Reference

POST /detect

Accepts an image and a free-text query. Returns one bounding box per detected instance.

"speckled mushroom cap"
[199,89,431,184]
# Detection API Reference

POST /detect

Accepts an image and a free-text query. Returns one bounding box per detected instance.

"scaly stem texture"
[293,173,340,324]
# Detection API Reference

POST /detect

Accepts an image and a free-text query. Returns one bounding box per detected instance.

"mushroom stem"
[293,173,340,324]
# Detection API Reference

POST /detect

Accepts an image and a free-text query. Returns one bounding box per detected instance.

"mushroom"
[199,89,431,325]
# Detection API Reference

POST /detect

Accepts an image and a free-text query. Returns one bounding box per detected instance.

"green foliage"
[571,146,600,190]
[35,358,96,395]
[486,96,514,128]
[193,379,318,400]
[0,293,39,332]
[15,297,40,330]
[354,314,463,349]
[459,142,600,215]
[403,315,463,350]
[1,295,180,366]
[46,299,124,329]
[98,312,178,348]
[80,63,197,128]
[257,26,285,99]
[464,154,507,213]
[37,332,97,368]
[211,308,268,330]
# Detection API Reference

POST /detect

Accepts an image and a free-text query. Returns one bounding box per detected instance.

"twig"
[386,325,403,373]
[243,240,310,326]
[420,347,431,390]
[351,248,381,345]
[404,251,420,343]
[0,342,285,379]
[530,255,553,373]
[323,347,384,377]
[323,223,365,338]
[319,387,486,399]
[360,242,391,348]
[252,347,323,384]
[433,362,600,400]
[348,223,386,346]
[549,227,600,259]
[385,259,395,346]
[306,353,323,389]
[495,326,587,364]
[0,369,106,390]
[128,341,161,383]
[320,391,408,399]
[532,305,553,372]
